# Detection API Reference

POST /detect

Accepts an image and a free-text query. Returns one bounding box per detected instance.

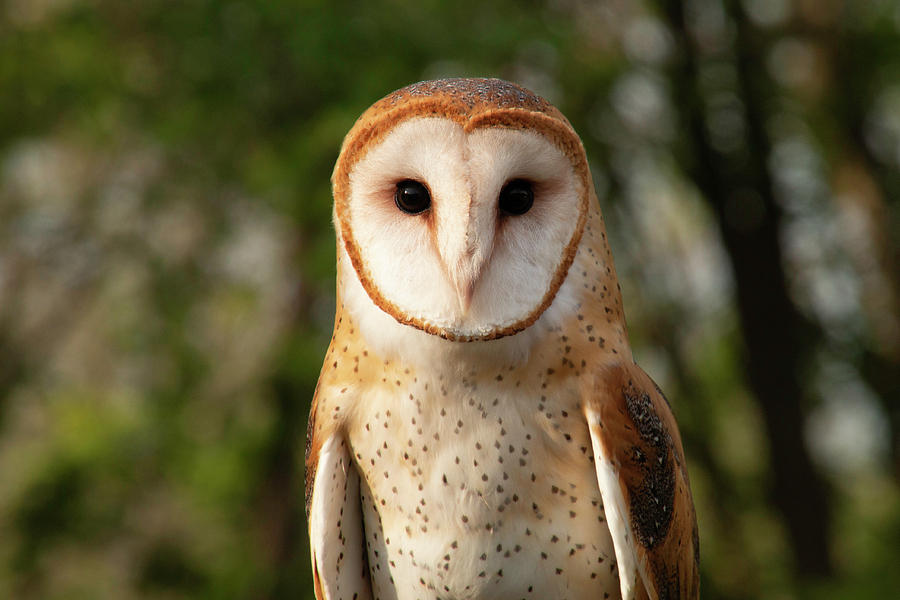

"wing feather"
[583,362,699,600]
[307,430,373,600]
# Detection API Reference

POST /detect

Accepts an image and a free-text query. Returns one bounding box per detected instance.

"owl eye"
[394,180,431,214]
[499,179,534,215]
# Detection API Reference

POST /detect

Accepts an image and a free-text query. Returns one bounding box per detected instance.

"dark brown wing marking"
[585,361,699,599]
[622,377,676,549]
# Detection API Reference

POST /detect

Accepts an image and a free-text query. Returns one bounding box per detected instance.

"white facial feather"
[347,119,466,323]
[337,236,580,368]
[341,117,584,346]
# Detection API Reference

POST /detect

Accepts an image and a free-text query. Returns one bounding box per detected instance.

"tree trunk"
[659,0,833,578]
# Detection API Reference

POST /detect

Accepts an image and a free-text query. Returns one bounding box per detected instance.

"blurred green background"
[2,0,899,598]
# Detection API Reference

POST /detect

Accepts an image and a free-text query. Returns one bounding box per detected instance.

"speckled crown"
[332,78,585,201]
[372,78,561,119]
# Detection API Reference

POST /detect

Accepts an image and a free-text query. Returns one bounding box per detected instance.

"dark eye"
[394,180,431,214]
[499,179,534,215]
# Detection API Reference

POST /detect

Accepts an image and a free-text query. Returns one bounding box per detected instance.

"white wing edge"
[309,434,373,600]
[586,410,643,600]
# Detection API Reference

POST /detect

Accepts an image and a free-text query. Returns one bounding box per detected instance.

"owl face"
[333,79,592,343]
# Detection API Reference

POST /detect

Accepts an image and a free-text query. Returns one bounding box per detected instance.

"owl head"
[332,78,606,353]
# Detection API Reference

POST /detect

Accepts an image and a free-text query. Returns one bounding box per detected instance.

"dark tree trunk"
[658,0,833,578]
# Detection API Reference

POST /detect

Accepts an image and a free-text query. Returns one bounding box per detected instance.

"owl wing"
[583,361,699,600]
[306,388,373,600]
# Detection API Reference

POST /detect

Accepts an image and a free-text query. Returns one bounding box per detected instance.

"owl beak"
[448,237,490,314]
[453,273,477,313]
[438,189,494,315]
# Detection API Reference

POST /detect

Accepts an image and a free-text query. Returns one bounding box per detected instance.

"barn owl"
[306,78,699,600]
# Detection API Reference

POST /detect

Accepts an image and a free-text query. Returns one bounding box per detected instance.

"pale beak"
[450,257,479,313]
[435,188,495,315]
[446,214,494,315]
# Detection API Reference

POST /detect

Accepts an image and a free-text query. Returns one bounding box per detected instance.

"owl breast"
[346,366,621,600]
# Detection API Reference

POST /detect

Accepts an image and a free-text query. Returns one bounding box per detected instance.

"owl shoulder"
[582,361,700,599]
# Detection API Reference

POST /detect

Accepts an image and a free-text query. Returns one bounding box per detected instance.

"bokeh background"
[3,0,900,598]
